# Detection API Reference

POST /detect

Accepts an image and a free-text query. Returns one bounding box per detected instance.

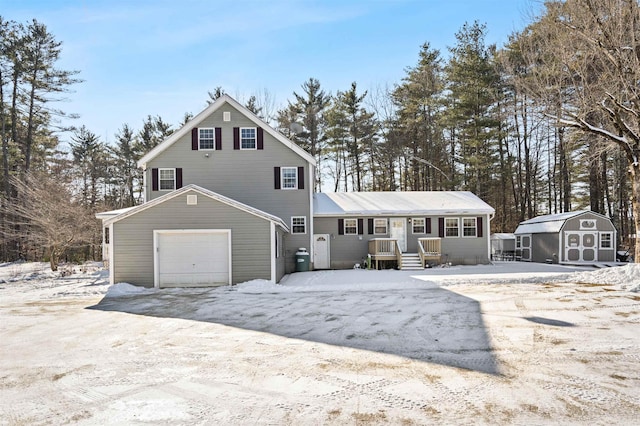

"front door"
[313,234,331,269]
[564,231,597,262]
[390,218,407,252]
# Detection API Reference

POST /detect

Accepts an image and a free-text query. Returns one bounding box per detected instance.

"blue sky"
[2,0,542,145]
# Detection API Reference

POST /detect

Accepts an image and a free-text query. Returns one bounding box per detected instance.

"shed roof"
[514,210,602,234]
[491,233,515,240]
[314,191,494,217]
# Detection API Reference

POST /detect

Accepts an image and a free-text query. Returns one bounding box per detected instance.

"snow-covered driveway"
[1,262,639,424]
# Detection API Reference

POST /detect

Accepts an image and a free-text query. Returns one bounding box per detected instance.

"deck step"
[400,253,423,270]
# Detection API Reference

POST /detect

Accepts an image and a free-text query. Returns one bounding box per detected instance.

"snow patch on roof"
[314,191,494,216]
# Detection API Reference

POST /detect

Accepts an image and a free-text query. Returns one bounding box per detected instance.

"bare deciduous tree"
[0,172,95,271]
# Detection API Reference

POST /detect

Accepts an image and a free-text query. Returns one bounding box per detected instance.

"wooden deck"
[368,237,443,269]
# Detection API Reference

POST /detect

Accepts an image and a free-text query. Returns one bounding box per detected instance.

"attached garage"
[155,230,231,287]
[102,185,289,287]
[514,210,617,264]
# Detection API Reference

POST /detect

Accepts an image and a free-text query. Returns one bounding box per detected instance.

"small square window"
[600,232,613,249]
[463,218,477,237]
[241,127,256,149]
[159,168,175,190]
[412,218,425,234]
[445,218,459,237]
[374,218,387,234]
[281,167,298,189]
[344,219,358,235]
[292,216,307,234]
[199,128,215,150]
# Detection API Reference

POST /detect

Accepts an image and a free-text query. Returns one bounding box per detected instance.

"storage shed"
[490,233,516,260]
[514,211,616,264]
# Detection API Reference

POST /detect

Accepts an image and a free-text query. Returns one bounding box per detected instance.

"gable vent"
[186,195,198,205]
[223,111,231,122]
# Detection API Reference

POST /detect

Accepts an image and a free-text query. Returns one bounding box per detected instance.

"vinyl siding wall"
[112,191,273,287]
[143,104,312,272]
[314,215,491,269]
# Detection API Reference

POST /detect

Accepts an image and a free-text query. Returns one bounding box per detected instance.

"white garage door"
[155,230,230,287]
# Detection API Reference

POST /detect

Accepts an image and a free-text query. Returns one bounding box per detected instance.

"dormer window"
[240,127,257,150]
[199,128,215,150]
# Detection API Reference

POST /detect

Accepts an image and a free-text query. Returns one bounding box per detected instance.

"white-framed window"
[445,218,459,237]
[600,232,613,249]
[344,218,358,235]
[159,168,175,190]
[291,216,307,234]
[462,217,477,237]
[374,218,388,235]
[199,128,215,150]
[281,167,298,189]
[240,127,256,150]
[412,218,425,234]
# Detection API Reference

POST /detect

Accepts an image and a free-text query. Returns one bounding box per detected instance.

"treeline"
[1,0,639,266]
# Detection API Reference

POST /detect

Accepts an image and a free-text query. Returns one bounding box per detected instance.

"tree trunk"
[631,165,640,262]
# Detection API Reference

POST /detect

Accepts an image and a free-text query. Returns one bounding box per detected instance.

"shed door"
[516,234,531,261]
[156,230,230,287]
[564,231,597,262]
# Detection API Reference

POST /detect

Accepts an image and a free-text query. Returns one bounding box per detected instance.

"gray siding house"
[313,191,495,269]
[514,211,616,264]
[97,94,497,287]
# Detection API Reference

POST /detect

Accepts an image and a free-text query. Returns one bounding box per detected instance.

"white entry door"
[313,234,330,269]
[390,218,407,252]
[155,230,231,287]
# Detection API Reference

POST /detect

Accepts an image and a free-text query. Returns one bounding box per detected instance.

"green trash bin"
[295,248,310,272]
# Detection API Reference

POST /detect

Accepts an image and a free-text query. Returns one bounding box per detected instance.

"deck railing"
[368,238,402,269]
[418,237,442,267]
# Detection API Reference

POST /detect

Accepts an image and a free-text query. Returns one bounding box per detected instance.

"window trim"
[240,127,257,150]
[412,217,426,234]
[281,167,298,190]
[373,218,388,235]
[445,217,460,238]
[198,127,215,150]
[599,232,613,249]
[291,216,307,234]
[158,168,176,191]
[343,218,358,235]
[462,217,477,238]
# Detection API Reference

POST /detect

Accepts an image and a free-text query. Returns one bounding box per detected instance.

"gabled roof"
[514,210,608,234]
[103,184,289,231]
[137,94,316,168]
[313,191,495,217]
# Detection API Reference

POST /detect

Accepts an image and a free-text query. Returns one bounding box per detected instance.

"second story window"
[159,168,175,190]
[240,127,256,149]
[199,128,215,150]
[281,167,298,189]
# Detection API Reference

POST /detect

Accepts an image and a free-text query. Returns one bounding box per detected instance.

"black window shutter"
[233,127,240,150]
[215,128,222,150]
[274,167,281,189]
[257,127,264,150]
[297,166,304,189]
[438,217,445,238]
[358,219,364,235]
[176,168,183,189]
[338,219,344,235]
[152,168,158,191]
[191,128,198,150]
[426,218,432,234]
[477,216,483,238]
[368,218,374,234]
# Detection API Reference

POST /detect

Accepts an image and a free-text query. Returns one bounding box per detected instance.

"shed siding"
[143,104,312,272]
[112,191,272,287]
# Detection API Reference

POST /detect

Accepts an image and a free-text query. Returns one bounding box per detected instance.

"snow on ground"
[1,261,639,425]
